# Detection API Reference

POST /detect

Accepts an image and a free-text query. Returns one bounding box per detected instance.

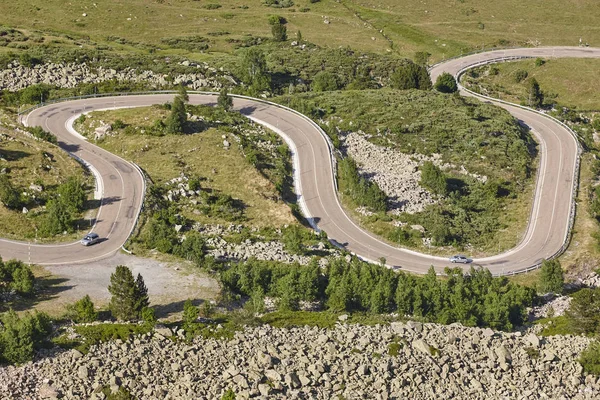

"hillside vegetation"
[0,124,91,241]
[1,0,598,61]
[276,90,537,253]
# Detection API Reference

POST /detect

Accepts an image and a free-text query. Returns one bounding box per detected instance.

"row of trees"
[221,257,536,331]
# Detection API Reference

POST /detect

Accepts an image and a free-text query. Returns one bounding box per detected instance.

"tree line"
[221,257,535,331]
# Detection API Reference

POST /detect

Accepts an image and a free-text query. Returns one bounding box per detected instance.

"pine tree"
[527,78,544,108]
[218,87,233,111]
[135,273,150,313]
[434,72,458,93]
[165,95,187,134]
[108,266,145,321]
[178,83,189,103]
[538,259,564,294]
[183,299,199,329]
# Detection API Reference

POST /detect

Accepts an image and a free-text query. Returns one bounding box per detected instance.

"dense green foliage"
[265,46,429,94]
[165,95,187,134]
[0,310,51,365]
[221,257,535,331]
[271,22,287,42]
[57,323,152,354]
[218,87,233,111]
[239,48,271,94]
[580,341,600,376]
[390,63,432,90]
[0,175,21,210]
[0,258,35,297]
[108,266,149,321]
[527,78,544,108]
[66,295,98,323]
[419,162,448,196]
[434,72,458,93]
[566,288,600,335]
[311,71,341,92]
[39,177,87,236]
[24,126,57,144]
[538,259,564,294]
[338,157,387,213]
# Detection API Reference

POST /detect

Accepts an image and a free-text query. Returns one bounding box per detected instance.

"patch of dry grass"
[463,58,600,110]
[2,1,599,61]
[78,107,296,229]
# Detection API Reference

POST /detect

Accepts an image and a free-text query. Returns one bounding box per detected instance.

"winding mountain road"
[2,47,600,274]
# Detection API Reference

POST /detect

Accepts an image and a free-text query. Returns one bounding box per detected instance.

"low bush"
[0,310,52,365]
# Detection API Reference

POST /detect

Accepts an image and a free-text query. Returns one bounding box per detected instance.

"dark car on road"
[81,232,100,246]
[449,255,472,264]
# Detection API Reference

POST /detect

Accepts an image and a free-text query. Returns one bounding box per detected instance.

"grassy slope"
[2,0,599,60]
[276,89,537,255]
[463,58,600,110]
[0,126,91,242]
[77,107,296,229]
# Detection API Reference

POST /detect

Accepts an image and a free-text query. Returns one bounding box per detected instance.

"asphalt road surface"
[2,47,600,274]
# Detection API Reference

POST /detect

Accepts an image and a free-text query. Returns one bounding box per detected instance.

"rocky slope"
[0,321,597,399]
[0,61,225,92]
[341,132,487,215]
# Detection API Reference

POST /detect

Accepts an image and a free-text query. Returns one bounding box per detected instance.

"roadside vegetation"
[73,95,307,260]
[276,89,537,254]
[0,124,92,241]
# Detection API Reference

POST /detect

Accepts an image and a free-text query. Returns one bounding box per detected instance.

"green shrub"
[311,71,341,92]
[434,72,458,93]
[514,69,528,83]
[390,62,431,90]
[0,175,21,210]
[338,157,387,213]
[566,288,600,335]
[25,126,57,144]
[111,119,126,130]
[0,310,51,365]
[66,295,98,323]
[538,259,564,294]
[419,162,448,196]
[580,341,600,375]
[388,341,402,356]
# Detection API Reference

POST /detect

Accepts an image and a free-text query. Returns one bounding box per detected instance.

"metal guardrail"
[455,57,582,276]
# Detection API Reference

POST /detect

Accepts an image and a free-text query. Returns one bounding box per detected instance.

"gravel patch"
[36,252,219,317]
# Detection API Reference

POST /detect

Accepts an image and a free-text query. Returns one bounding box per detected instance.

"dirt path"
[33,252,220,318]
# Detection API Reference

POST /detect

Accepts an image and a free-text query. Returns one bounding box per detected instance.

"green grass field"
[463,58,600,110]
[2,0,599,61]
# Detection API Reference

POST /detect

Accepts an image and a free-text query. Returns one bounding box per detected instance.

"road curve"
[2,47,600,273]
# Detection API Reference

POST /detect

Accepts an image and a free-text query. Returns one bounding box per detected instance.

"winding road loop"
[2,47,600,274]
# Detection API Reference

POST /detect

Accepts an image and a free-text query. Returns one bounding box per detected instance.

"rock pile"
[340,132,487,214]
[0,321,597,399]
[340,132,438,214]
[0,61,226,91]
